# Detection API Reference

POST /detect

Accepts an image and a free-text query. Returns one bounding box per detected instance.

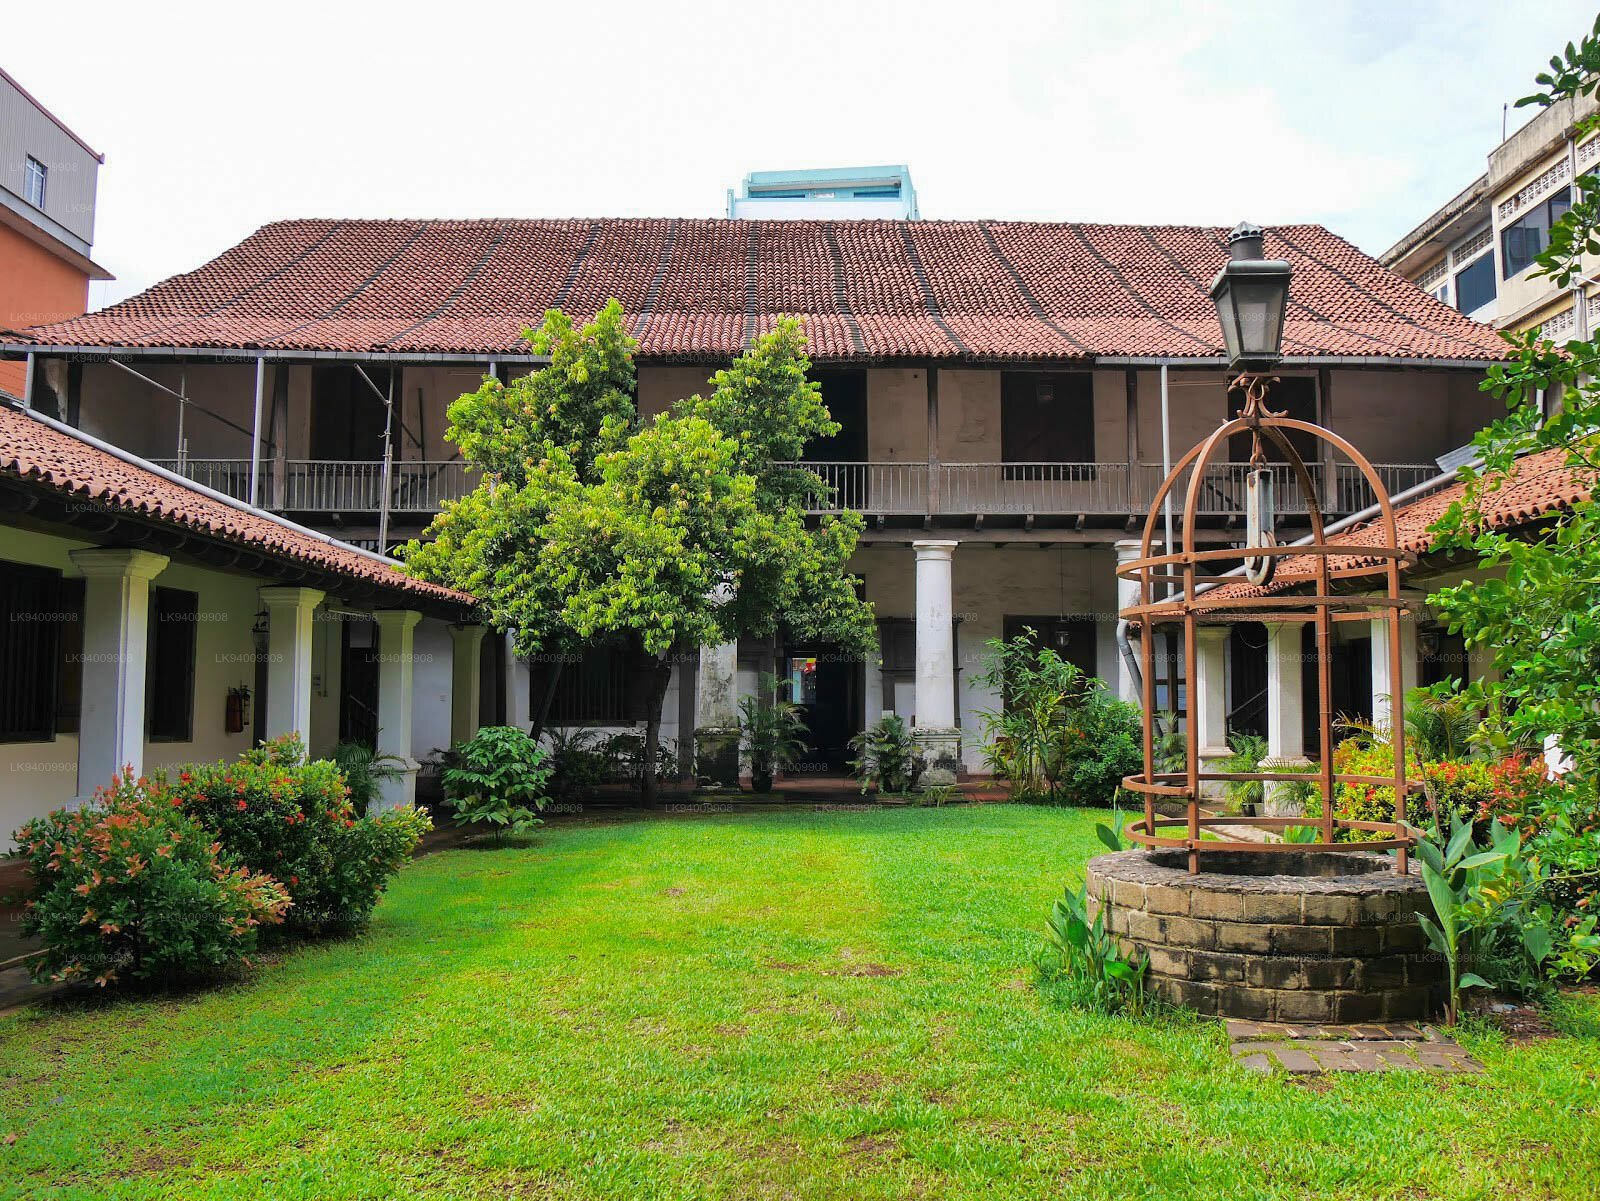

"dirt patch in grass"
[660,887,686,896]
[826,963,901,978]
[845,1132,900,1159]
[1468,995,1561,1043]
[763,960,806,972]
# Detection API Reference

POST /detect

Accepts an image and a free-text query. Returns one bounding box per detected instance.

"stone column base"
[695,727,741,789]
[913,727,962,786]
[1198,746,1233,802]
[372,760,420,814]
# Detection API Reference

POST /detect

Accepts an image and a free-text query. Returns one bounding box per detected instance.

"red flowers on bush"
[16,769,290,986]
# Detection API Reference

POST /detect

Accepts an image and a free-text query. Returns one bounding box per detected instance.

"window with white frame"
[23,155,46,208]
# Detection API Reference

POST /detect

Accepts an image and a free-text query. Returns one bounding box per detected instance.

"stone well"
[1085,849,1444,1024]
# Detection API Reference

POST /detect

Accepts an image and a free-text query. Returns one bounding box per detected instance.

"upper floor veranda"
[8,353,1497,542]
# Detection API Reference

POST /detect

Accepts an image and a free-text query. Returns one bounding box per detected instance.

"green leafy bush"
[16,769,290,986]
[1036,818,1148,1013]
[975,631,1139,805]
[330,740,407,818]
[848,714,923,795]
[738,672,810,792]
[442,725,550,841]
[168,735,429,936]
[543,726,612,804]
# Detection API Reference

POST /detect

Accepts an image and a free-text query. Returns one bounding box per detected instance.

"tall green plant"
[738,672,810,792]
[1414,815,1512,1024]
[848,714,923,795]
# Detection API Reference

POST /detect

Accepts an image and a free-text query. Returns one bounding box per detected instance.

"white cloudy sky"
[8,0,1598,308]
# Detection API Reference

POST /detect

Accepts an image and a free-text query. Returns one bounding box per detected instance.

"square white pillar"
[504,632,531,730]
[373,609,423,811]
[695,638,741,786]
[1113,539,1143,704]
[259,586,325,743]
[1193,626,1230,759]
[70,549,169,798]
[913,539,961,783]
[1264,621,1305,761]
[1370,611,1419,732]
[449,624,488,746]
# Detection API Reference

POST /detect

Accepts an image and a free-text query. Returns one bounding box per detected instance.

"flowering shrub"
[167,735,430,937]
[17,770,290,986]
[1330,741,1549,841]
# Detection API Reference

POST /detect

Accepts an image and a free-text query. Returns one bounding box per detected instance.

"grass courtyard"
[2,804,1598,1200]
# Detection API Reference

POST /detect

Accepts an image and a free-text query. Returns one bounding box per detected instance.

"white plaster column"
[1193,627,1231,796]
[1264,621,1305,761]
[259,586,325,743]
[70,549,169,798]
[373,609,423,811]
[1113,539,1143,704]
[504,632,531,730]
[1262,620,1311,816]
[449,624,488,746]
[694,637,741,786]
[913,539,961,783]
[1370,609,1419,732]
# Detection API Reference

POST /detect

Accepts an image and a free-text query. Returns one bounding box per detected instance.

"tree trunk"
[530,658,563,741]
[640,655,674,807]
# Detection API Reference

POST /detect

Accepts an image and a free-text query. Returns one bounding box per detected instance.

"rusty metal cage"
[1117,375,1422,874]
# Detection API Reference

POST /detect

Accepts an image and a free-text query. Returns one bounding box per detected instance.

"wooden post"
[925,365,940,516]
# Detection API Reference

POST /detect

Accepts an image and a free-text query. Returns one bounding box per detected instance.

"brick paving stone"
[1227,1019,1483,1075]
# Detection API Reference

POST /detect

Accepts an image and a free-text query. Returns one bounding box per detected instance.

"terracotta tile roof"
[5,218,1507,364]
[0,403,475,614]
[1206,447,1589,600]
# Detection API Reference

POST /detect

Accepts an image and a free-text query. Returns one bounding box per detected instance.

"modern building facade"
[728,166,918,220]
[1383,89,1599,340]
[0,216,1505,781]
[0,67,110,398]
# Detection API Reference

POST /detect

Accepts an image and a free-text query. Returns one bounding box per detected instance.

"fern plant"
[331,741,407,818]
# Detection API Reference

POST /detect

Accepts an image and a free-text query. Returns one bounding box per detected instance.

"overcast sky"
[9,0,1598,309]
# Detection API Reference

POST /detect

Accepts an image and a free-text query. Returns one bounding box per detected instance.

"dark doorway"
[1420,627,1468,688]
[805,370,868,462]
[1001,615,1097,682]
[339,618,381,746]
[311,366,391,461]
[781,643,862,773]
[1001,372,1095,474]
[479,631,507,727]
[1227,623,1268,739]
[1227,376,1318,463]
[1332,635,1373,736]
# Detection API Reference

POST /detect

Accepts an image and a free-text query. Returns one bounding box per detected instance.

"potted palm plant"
[738,672,810,793]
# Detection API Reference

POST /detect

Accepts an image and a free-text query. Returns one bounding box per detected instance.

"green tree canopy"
[403,302,875,801]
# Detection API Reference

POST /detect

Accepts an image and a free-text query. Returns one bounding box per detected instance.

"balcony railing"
[149,459,476,513]
[150,456,1441,520]
[793,460,1441,518]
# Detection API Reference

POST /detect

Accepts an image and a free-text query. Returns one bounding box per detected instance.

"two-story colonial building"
[0,217,1505,779]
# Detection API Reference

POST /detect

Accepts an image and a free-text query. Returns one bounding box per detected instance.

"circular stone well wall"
[1085,849,1443,1024]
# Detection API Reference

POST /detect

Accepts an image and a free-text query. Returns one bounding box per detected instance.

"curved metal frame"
[1117,375,1421,874]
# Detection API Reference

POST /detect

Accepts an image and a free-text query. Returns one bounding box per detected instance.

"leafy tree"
[404,300,637,735]
[405,304,875,803]
[1429,14,1600,784]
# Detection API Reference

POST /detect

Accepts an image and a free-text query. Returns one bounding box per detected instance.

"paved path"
[1227,1019,1484,1074]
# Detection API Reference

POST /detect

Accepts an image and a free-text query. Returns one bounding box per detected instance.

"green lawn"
[2,806,1598,1200]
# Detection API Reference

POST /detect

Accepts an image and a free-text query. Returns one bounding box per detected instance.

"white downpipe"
[21,352,34,409]
[248,356,266,508]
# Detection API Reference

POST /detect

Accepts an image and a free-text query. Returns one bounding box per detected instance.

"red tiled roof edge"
[1205,446,1591,600]
[3,218,1509,364]
[0,402,476,614]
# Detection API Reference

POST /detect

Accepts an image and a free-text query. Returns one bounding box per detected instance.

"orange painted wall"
[0,223,90,396]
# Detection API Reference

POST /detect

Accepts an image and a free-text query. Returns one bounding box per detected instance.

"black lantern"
[1209,221,1292,371]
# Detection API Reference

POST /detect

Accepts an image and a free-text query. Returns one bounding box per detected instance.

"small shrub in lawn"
[168,734,430,936]
[16,769,290,987]
[442,725,550,842]
[848,714,924,796]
